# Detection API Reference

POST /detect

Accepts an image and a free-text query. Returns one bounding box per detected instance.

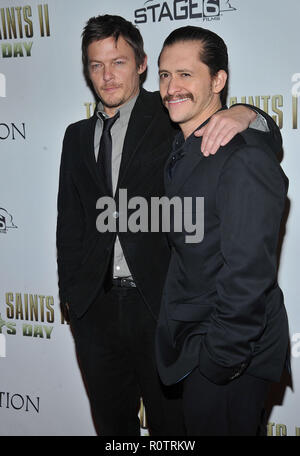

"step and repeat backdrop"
[0,0,299,436]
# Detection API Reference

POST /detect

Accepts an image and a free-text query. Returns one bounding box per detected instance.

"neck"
[181,99,222,140]
[103,106,118,117]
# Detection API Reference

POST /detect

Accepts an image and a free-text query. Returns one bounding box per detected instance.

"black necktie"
[98,111,120,195]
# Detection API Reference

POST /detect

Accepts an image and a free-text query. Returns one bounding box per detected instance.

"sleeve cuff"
[249,112,269,132]
[198,342,249,385]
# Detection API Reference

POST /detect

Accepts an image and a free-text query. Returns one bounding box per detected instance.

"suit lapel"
[82,90,163,195]
[165,138,205,198]
[117,89,156,189]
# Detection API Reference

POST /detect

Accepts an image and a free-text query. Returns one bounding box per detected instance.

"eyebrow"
[178,68,192,73]
[159,68,192,74]
[89,55,129,63]
[113,55,129,60]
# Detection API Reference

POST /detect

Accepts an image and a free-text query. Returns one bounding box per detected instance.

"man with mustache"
[57,15,283,435]
[156,25,289,436]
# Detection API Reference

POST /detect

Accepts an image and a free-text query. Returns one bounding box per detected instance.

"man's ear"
[138,55,148,75]
[212,70,227,95]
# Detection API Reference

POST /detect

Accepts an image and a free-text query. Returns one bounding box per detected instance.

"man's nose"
[103,66,114,82]
[167,76,181,95]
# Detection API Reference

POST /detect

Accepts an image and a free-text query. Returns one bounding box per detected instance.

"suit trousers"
[182,367,269,436]
[69,286,185,436]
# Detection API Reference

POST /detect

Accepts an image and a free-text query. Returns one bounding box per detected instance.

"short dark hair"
[82,14,146,82]
[158,26,229,105]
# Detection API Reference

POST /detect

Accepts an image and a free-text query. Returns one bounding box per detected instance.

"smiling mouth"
[167,98,190,105]
[164,93,194,106]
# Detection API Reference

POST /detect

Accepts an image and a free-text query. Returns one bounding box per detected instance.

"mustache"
[101,84,122,89]
[163,93,194,103]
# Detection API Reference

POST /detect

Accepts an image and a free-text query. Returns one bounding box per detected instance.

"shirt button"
[116,266,120,271]
[112,211,119,219]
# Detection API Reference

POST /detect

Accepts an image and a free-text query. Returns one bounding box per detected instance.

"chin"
[169,113,185,125]
[102,96,124,109]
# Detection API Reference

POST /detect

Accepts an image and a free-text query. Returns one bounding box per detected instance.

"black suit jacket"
[155,123,289,386]
[57,89,283,320]
[57,89,176,318]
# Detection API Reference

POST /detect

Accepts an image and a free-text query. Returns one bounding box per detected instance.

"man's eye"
[181,73,191,77]
[115,60,125,65]
[159,73,169,79]
[90,63,101,71]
